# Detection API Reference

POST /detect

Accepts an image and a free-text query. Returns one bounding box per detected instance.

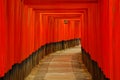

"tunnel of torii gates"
[0,0,120,80]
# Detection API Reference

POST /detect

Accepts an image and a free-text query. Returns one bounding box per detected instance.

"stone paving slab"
[25,46,92,80]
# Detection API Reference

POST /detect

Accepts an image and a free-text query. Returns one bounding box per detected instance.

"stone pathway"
[25,46,92,80]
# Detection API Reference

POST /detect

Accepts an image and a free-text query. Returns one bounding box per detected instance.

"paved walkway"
[25,46,92,80]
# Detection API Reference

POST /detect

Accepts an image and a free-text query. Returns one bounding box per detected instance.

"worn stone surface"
[25,46,92,80]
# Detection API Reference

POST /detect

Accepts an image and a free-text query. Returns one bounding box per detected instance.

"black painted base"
[81,48,110,80]
[0,39,80,80]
